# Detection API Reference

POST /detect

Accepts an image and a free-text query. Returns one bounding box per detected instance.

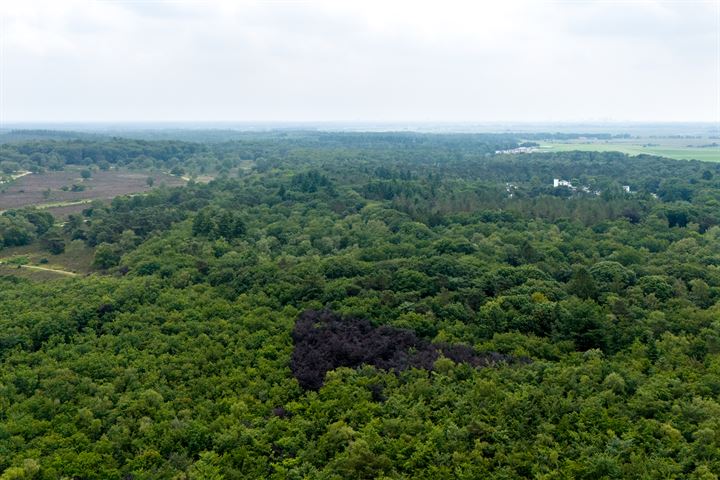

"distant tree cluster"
[0,209,53,249]
[290,170,334,194]
[192,207,246,240]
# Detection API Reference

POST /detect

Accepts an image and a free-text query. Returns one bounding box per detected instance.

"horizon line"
[3,120,719,125]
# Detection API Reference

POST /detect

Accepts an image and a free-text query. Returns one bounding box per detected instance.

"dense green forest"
[1,133,720,479]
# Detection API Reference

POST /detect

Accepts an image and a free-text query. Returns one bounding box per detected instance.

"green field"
[538,142,720,162]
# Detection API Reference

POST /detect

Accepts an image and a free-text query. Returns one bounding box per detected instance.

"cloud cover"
[1,0,718,122]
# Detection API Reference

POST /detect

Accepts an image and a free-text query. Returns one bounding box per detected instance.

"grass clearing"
[0,240,95,276]
[538,142,720,162]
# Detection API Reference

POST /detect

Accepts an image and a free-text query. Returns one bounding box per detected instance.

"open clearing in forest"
[0,262,80,281]
[0,240,95,281]
[0,168,187,217]
[538,141,720,162]
[0,264,72,281]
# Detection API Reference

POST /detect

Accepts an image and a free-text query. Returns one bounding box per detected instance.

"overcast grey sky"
[1,0,718,123]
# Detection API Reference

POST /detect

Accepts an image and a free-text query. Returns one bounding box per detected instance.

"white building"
[495,146,538,155]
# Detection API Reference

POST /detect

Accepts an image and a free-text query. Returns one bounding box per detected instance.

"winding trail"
[0,262,79,277]
[19,265,78,276]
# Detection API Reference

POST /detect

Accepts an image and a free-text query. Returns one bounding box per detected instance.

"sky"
[1,0,719,123]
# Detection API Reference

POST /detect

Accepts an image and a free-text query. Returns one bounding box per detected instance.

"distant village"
[553,178,630,195]
[494,146,539,154]
[493,148,647,199]
[501,178,638,199]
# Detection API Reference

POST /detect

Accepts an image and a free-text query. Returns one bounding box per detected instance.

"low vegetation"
[540,140,720,162]
[0,169,186,217]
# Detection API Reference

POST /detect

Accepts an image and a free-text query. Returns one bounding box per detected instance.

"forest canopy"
[0,132,720,479]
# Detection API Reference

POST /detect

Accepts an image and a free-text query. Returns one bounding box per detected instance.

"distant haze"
[2,0,719,123]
